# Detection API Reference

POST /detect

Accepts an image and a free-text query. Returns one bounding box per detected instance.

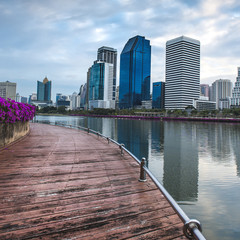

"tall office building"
[16,93,21,102]
[21,97,28,103]
[0,81,17,100]
[85,67,91,109]
[211,79,232,109]
[37,77,52,102]
[165,36,200,109]
[79,83,88,109]
[152,82,165,109]
[200,84,210,98]
[231,67,240,106]
[119,35,151,109]
[70,92,80,110]
[88,61,115,109]
[97,46,117,100]
[56,93,62,103]
[163,121,198,201]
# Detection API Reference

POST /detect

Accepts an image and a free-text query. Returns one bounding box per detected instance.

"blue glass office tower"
[37,81,44,101]
[152,82,165,109]
[44,80,51,101]
[37,77,51,102]
[119,35,151,109]
[89,61,105,101]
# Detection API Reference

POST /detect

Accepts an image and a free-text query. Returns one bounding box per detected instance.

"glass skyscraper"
[165,36,200,109]
[88,60,115,109]
[97,46,117,100]
[89,61,105,101]
[152,82,165,109]
[37,77,51,102]
[119,35,151,109]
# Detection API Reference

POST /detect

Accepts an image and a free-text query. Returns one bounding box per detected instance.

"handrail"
[33,120,206,240]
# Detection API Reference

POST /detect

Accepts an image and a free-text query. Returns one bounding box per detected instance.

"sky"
[0,0,240,101]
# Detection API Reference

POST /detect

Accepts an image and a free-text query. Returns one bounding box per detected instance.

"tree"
[57,106,66,114]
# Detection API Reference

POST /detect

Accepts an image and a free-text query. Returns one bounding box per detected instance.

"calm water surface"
[36,115,240,240]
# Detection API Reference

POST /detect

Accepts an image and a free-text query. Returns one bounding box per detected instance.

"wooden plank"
[0,123,187,240]
[0,196,172,236]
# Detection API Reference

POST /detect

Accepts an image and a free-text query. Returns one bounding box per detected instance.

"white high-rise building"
[211,79,232,109]
[165,36,200,109]
[70,92,80,110]
[231,67,240,107]
[97,46,117,100]
[16,93,21,102]
[0,81,17,100]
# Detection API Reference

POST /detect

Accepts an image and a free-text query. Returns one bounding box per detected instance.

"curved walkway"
[0,123,187,239]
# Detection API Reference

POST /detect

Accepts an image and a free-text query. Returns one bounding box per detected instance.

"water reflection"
[117,119,150,162]
[163,122,198,202]
[230,125,240,177]
[150,121,164,153]
[205,123,233,163]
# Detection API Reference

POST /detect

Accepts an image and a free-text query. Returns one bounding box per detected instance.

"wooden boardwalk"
[0,123,187,239]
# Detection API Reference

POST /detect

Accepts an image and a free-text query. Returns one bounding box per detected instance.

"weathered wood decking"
[0,123,187,239]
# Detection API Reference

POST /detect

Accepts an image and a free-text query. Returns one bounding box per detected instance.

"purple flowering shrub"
[0,97,36,123]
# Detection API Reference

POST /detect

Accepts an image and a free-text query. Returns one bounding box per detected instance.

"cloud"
[0,0,239,99]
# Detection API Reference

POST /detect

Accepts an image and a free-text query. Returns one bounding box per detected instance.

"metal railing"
[33,120,206,240]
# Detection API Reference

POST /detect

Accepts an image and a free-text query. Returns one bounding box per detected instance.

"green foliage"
[231,108,240,116]
[190,110,198,116]
[36,105,240,119]
[90,108,116,115]
[57,106,67,114]
[37,106,58,114]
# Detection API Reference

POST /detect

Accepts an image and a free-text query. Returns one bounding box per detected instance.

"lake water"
[36,115,240,240]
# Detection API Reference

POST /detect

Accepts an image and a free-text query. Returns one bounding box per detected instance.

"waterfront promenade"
[0,123,187,239]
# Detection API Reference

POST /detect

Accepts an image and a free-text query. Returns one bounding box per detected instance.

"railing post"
[183,219,203,239]
[107,137,110,144]
[120,144,125,155]
[87,128,90,133]
[139,157,147,182]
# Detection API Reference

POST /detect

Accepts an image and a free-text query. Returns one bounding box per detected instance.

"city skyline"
[0,0,239,99]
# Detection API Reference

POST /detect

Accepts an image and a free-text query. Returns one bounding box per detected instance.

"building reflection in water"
[205,123,233,163]
[230,125,240,177]
[101,118,118,139]
[147,121,165,180]
[117,119,151,162]
[150,121,164,153]
[163,121,199,202]
[196,122,240,177]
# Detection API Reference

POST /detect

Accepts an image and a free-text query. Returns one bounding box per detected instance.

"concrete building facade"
[211,79,232,109]
[0,81,17,100]
[165,36,200,109]
[97,46,117,100]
